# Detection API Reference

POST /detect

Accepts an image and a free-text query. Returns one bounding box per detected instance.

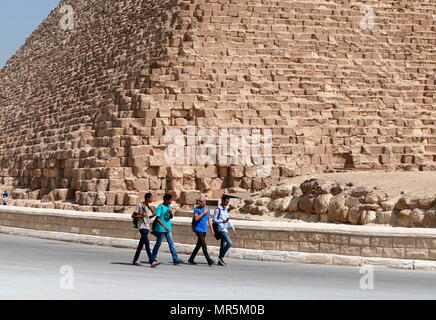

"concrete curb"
[2,226,436,271]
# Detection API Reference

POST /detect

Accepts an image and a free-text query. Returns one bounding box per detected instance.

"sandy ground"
[231,171,436,223]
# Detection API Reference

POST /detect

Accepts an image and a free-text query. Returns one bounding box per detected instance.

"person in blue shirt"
[188,196,215,266]
[150,194,184,267]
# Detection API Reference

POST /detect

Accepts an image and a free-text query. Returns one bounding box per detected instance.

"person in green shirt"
[150,194,184,267]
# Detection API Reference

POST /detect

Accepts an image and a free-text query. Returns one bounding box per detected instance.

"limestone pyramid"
[0,0,435,213]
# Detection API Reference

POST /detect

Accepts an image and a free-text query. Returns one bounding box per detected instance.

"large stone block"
[422,210,436,228]
[328,194,349,223]
[179,190,201,205]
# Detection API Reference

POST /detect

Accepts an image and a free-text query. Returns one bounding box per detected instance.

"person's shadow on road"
[110,262,150,266]
[110,261,196,267]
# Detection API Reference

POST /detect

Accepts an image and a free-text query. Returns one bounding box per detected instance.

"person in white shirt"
[131,193,156,266]
[213,195,237,266]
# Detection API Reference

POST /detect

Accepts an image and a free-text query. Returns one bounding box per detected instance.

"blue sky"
[0,0,60,68]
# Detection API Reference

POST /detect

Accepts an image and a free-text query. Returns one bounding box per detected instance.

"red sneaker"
[132,260,142,266]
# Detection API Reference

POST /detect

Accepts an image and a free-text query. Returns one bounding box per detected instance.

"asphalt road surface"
[1,233,436,300]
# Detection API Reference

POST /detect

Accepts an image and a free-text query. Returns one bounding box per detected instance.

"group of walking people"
[131,193,237,268]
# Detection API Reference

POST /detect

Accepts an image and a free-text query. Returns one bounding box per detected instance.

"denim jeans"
[218,231,233,259]
[151,231,179,262]
[133,228,152,263]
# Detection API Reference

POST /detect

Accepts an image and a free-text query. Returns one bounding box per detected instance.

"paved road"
[0,233,436,300]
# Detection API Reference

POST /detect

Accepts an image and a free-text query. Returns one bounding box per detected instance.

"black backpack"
[212,207,223,240]
[132,218,140,229]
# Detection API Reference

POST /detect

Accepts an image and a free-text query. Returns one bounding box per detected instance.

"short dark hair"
[144,193,153,201]
[163,194,173,202]
[221,195,230,202]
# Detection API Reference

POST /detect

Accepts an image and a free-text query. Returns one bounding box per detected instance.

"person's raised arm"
[194,207,210,221]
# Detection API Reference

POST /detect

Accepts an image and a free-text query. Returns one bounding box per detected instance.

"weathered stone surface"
[313,194,333,215]
[288,197,300,213]
[398,210,412,227]
[292,186,303,198]
[271,185,293,199]
[321,181,343,195]
[94,192,107,206]
[361,210,377,225]
[278,196,292,212]
[257,206,269,216]
[406,197,421,210]
[395,197,409,211]
[380,197,399,211]
[377,211,392,225]
[418,196,435,208]
[364,191,387,204]
[255,197,270,207]
[351,187,373,198]
[359,203,381,211]
[345,196,360,208]
[328,194,349,223]
[260,187,274,198]
[244,198,255,206]
[400,209,411,218]
[422,210,436,228]
[244,204,257,215]
[410,208,426,228]
[301,179,324,195]
[55,189,72,201]
[269,198,283,211]
[298,195,315,213]
[179,190,201,206]
[348,207,361,225]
